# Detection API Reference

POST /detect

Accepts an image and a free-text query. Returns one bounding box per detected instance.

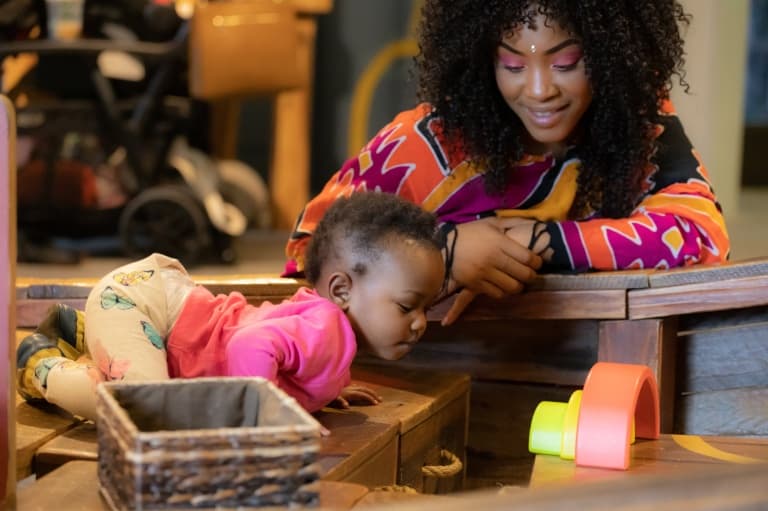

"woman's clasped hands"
[441,216,549,326]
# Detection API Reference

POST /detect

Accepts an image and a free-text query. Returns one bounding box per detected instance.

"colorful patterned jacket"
[284,102,729,275]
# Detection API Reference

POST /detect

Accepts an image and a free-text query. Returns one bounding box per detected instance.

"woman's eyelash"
[554,62,579,71]
[501,62,579,72]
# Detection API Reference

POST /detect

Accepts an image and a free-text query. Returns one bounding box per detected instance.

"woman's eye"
[398,304,413,313]
[498,57,525,73]
[553,62,579,72]
[552,53,583,71]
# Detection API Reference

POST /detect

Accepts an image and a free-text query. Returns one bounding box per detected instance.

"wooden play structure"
[1,94,16,509]
[2,19,768,505]
[13,256,768,499]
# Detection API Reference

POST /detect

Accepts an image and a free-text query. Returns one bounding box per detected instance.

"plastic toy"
[528,362,660,470]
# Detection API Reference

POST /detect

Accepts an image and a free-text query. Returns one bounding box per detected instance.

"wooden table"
[362,462,768,511]
[25,438,768,510]
[15,257,768,489]
[529,434,768,488]
[16,461,371,510]
[29,365,469,495]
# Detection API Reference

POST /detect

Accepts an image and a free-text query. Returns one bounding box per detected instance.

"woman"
[284,0,729,324]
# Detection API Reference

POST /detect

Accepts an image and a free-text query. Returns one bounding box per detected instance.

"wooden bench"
[314,364,469,492]
[18,457,768,510]
[365,259,768,486]
[29,364,469,495]
[16,461,372,510]
[393,462,768,511]
[344,364,468,493]
[15,257,768,488]
[529,434,768,488]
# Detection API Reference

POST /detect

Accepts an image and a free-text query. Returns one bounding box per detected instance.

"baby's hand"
[329,384,383,409]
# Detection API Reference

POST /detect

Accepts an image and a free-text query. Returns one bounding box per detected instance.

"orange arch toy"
[529,362,660,470]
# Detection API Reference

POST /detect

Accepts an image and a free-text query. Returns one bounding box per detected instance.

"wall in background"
[742,0,768,187]
[309,0,417,192]
[670,0,749,218]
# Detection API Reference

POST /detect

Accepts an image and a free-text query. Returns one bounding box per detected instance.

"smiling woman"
[284,0,730,326]
[494,25,592,156]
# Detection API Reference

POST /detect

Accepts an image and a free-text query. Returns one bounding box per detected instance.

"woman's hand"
[329,383,383,409]
[502,217,553,260]
[448,216,542,295]
[441,217,544,325]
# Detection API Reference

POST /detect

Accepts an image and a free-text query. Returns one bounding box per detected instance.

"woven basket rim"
[96,377,322,437]
[129,423,320,439]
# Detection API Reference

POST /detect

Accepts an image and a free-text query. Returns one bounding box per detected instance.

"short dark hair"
[304,192,441,285]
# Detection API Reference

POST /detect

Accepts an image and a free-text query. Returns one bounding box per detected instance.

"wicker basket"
[95,377,322,510]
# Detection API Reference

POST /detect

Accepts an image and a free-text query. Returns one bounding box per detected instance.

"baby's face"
[346,240,444,361]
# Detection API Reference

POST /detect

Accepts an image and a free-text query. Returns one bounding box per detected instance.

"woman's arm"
[284,105,542,288]
[541,106,729,271]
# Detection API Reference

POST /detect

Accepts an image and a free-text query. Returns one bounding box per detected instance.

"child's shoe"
[35,303,86,358]
[16,332,66,400]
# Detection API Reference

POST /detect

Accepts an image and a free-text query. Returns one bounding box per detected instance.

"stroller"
[2,0,270,266]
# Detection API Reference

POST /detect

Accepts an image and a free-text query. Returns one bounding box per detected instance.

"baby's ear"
[328,271,352,310]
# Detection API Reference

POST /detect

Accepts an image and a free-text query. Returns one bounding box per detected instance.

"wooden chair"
[206,0,334,230]
[0,94,16,508]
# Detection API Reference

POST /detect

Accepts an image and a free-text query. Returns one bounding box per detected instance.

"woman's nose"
[525,66,558,101]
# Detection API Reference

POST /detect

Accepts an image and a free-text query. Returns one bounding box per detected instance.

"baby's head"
[305,192,445,360]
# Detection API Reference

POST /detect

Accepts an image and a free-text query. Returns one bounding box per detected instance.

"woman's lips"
[526,105,568,128]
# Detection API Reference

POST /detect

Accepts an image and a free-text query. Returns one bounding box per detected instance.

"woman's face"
[494,14,592,155]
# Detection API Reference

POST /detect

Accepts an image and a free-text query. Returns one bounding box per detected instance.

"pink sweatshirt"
[166,286,357,412]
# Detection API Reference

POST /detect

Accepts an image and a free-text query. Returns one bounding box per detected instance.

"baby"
[17,192,446,420]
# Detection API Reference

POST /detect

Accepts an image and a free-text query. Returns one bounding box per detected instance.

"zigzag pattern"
[602,211,709,269]
[336,125,414,195]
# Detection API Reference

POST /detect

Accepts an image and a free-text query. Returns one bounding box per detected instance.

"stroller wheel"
[119,184,210,266]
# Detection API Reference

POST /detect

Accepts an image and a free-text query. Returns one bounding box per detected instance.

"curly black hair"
[304,192,442,285]
[416,0,690,218]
